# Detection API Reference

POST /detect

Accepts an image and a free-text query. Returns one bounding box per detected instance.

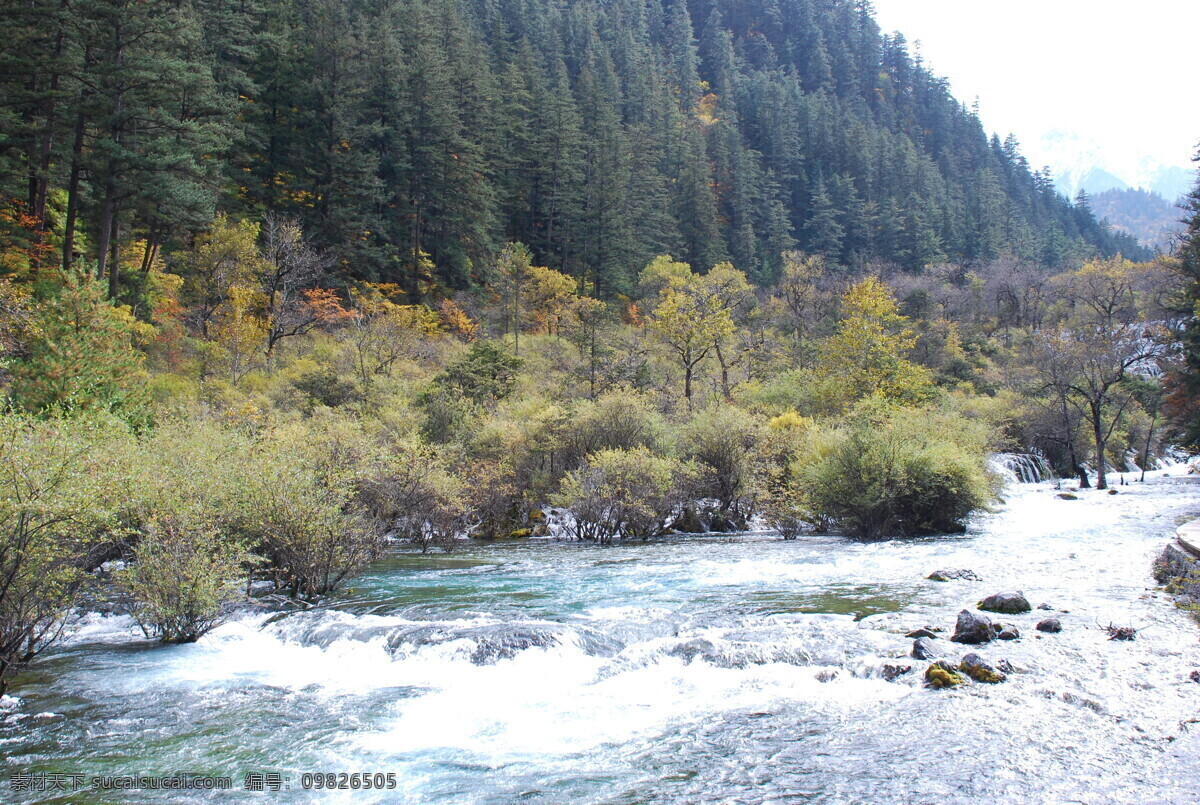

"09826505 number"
[300,773,398,790]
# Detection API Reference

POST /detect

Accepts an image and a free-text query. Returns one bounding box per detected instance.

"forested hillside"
[1091,187,1185,251]
[1,0,1143,300]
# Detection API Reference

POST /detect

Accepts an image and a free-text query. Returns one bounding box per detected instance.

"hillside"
[1091,188,1185,251]
[0,0,1145,300]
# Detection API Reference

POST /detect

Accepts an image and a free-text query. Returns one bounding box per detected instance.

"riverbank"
[3,472,1200,804]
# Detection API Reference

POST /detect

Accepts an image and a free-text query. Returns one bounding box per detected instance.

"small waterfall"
[990,452,1053,484]
[1153,447,1189,470]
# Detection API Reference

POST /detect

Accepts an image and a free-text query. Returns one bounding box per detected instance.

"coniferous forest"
[3,1,1200,799]
[2,0,1145,298]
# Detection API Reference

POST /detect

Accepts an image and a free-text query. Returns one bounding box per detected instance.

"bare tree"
[258,214,338,355]
[1028,259,1168,489]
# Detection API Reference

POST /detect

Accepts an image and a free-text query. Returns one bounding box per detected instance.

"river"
[3,471,1200,803]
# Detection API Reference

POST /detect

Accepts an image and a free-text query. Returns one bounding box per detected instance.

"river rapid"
[4,471,1200,804]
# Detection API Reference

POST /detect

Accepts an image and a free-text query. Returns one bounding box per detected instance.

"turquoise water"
[4,473,1200,803]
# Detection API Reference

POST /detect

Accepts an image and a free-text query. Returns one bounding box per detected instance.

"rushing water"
[5,471,1200,804]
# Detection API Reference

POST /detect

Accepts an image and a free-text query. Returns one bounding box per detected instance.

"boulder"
[912,636,945,660]
[927,569,981,582]
[881,664,912,681]
[997,624,1020,640]
[978,591,1032,614]
[925,660,965,689]
[1037,603,1054,611]
[952,609,996,644]
[905,628,938,639]
[1036,618,1062,633]
[959,653,1007,683]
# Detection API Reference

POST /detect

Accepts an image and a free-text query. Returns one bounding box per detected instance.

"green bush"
[679,404,759,518]
[244,418,386,600]
[755,412,813,539]
[434,340,523,405]
[559,390,664,470]
[0,413,131,692]
[142,414,391,602]
[120,516,255,643]
[790,403,996,539]
[554,446,698,543]
[292,367,363,412]
[357,438,466,552]
[6,271,150,426]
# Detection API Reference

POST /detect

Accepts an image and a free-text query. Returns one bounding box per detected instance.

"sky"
[870,0,1200,193]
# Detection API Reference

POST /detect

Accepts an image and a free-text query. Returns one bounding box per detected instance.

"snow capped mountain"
[1028,130,1195,201]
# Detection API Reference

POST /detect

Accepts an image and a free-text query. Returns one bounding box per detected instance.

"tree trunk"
[714,341,731,400]
[103,210,120,298]
[1092,407,1108,490]
[62,103,87,271]
[93,192,113,280]
[1140,410,1157,483]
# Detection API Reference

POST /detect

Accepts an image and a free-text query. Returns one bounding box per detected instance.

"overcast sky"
[870,0,1200,185]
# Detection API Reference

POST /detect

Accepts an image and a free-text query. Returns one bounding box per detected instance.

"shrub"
[0,413,130,693]
[120,517,254,643]
[358,439,466,552]
[559,390,664,471]
[416,386,476,443]
[754,413,813,539]
[790,403,996,539]
[434,340,523,405]
[246,422,387,600]
[555,447,697,543]
[680,405,759,519]
[292,367,363,411]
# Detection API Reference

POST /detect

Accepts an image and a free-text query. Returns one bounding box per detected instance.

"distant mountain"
[1149,166,1197,201]
[1071,168,1129,196]
[1089,188,1185,251]
[1034,130,1195,202]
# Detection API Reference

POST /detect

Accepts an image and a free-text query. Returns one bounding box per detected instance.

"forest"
[1,0,1198,700]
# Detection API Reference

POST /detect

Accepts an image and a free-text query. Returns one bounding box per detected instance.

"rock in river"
[925,660,965,689]
[927,568,981,582]
[905,628,938,639]
[912,636,945,660]
[1036,618,1062,633]
[959,653,1007,683]
[952,609,996,644]
[997,624,1020,640]
[979,590,1032,614]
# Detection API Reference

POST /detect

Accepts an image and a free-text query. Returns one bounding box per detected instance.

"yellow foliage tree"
[211,285,268,383]
[820,277,931,407]
[524,264,578,335]
[647,282,735,404]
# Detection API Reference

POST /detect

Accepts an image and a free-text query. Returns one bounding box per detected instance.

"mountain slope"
[0,0,1147,296]
[1090,188,1185,251]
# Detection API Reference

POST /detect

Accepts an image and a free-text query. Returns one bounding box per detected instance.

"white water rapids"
[3,469,1200,803]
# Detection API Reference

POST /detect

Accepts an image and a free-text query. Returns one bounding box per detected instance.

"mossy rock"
[506,528,534,539]
[925,661,965,689]
[959,653,1007,683]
